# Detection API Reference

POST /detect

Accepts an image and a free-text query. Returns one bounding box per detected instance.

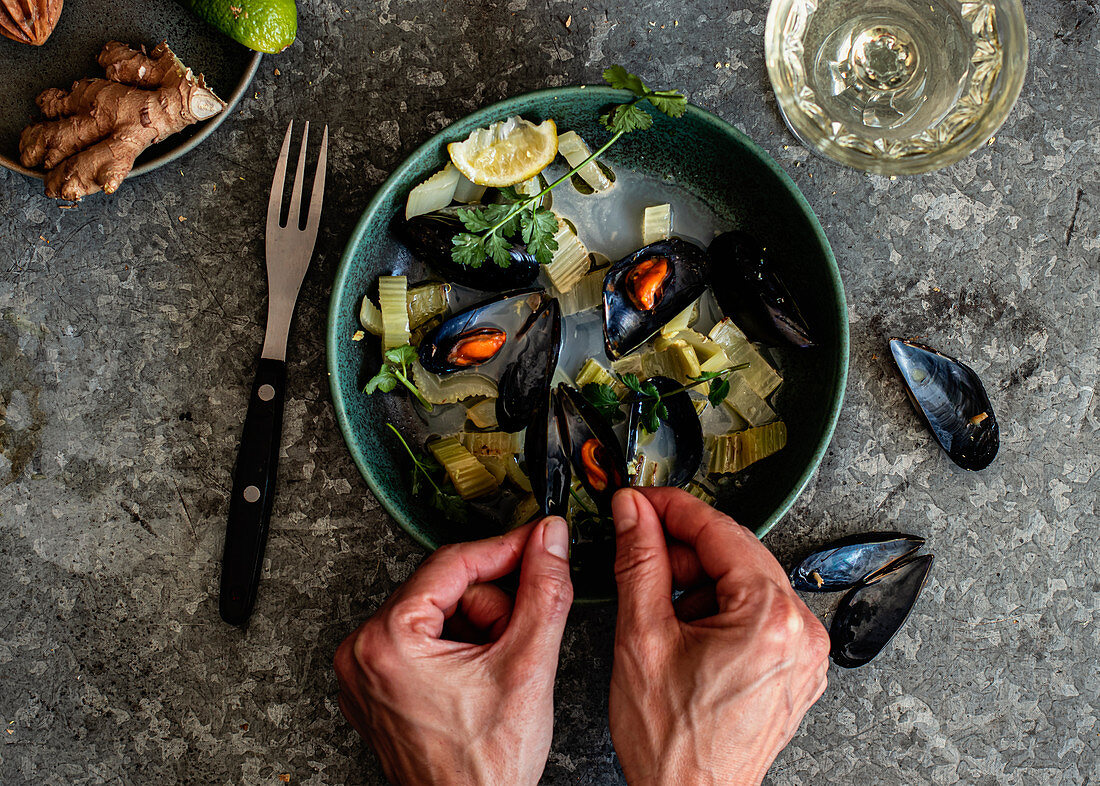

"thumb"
[611,488,674,633]
[501,516,574,664]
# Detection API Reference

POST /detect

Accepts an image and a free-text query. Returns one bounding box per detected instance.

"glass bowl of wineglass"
[765,0,1028,174]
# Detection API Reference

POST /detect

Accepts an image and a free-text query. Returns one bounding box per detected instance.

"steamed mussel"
[497,298,562,433]
[626,376,703,488]
[890,339,999,471]
[526,387,571,518]
[396,207,541,291]
[555,383,627,511]
[707,230,814,348]
[603,238,708,358]
[417,289,543,375]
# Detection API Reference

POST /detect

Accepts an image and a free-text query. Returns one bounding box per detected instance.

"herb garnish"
[581,382,626,423]
[364,345,433,411]
[451,66,687,270]
[387,424,468,523]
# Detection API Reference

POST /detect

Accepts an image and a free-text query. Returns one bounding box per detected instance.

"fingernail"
[543,516,569,560]
[610,488,637,534]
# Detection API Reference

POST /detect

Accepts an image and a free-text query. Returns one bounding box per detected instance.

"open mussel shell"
[707,230,814,348]
[602,238,708,359]
[890,339,999,471]
[497,298,562,433]
[626,376,703,488]
[789,532,924,592]
[555,384,627,511]
[526,387,571,518]
[418,289,543,375]
[830,553,933,668]
[395,207,540,291]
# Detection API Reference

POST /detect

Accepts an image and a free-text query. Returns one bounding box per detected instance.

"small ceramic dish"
[327,86,849,601]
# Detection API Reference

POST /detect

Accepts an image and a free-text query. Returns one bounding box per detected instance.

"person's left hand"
[334,517,574,786]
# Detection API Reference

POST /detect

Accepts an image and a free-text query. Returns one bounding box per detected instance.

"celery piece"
[658,298,698,338]
[378,275,410,349]
[558,269,604,315]
[465,399,498,429]
[359,296,383,336]
[721,372,777,426]
[405,164,461,220]
[708,319,782,398]
[642,203,672,245]
[707,422,787,475]
[453,171,487,204]
[503,456,532,492]
[510,493,540,529]
[543,221,591,294]
[428,437,499,500]
[575,358,625,396]
[411,362,498,405]
[558,131,613,192]
[460,430,523,456]
[407,283,449,329]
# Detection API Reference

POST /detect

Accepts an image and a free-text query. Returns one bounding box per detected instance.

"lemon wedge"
[447,116,558,187]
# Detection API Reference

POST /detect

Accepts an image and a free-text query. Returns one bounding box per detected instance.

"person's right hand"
[608,487,829,786]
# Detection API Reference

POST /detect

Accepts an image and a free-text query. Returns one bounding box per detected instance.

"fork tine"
[266,121,294,230]
[285,121,310,230]
[303,125,328,239]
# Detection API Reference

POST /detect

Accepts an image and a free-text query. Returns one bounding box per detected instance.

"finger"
[611,488,675,632]
[388,523,535,640]
[668,539,706,588]
[337,691,371,741]
[637,487,789,593]
[444,583,514,643]
[672,583,719,622]
[499,516,573,663]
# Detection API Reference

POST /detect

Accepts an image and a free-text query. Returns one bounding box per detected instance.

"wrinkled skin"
[608,488,831,786]
[333,518,573,786]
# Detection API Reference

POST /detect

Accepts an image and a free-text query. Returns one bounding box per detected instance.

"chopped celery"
[510,493,540,529]
[707,422,787,475]
[659,299,698,337]
[642,203,672,245]
[684,480,717,505]
[503,456,532,492]
[378,275,410,349]
[721,373,777,426]
[575,358,625,396]
[359,296,383,336]
[460,430,523,456]
[558,131,613,192]
[708,319,782,398]
[405,164,460,220]
[543,221,591,294]
[465,399,498,429]
[429,437,499,500]
[558,269,604,315]
[453,171,487,204]
[669,342,701,380]
[412,362,498,404]
[407,283,449,329]
[477,455,508,484]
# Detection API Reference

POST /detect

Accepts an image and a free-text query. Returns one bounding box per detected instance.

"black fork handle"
[219,358,286,625]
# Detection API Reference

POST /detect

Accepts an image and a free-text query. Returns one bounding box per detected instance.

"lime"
[179,0,297,54]
[447,117,558,187]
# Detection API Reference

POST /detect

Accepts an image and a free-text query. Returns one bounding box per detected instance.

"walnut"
[0,0,64,46]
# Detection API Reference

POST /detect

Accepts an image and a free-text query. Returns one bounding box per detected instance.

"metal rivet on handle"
[258,384,276,401]
[243,486,261,503]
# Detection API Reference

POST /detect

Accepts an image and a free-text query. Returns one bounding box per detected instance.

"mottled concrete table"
[2,1,1097,783]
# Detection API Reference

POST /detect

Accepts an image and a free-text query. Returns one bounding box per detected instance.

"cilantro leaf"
[708,378,730,407]
[601,102,653,135]
[456,207,496,233]
[452,232,486,268]
[497,185,525,203]
[384,344,418,366]
[364,368,397,394]
[582,382,624,423]
[603,65,647,96]
[484,232,512,267]
[642,402,661,434]
[647,90,688,118]
[641,381,660,400]
[618,372,642,393]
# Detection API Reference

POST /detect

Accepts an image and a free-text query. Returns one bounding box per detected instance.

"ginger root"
[19,41,226,201]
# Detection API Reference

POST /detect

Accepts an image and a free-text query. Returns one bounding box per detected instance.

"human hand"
[334,517,573,786]
[608,487,829,786]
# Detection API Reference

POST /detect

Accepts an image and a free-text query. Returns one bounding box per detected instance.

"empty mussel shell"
[890,339,999,471]
[789,532,924,592]
[555,383,627,510]
[497,298,562,433]
[417,289,543,375]
[830,553,933,668]
[707,231,814,348]
[603,238,709,359]
[395,207,540,291]
[526,387,571,518]
[626,376,703,488]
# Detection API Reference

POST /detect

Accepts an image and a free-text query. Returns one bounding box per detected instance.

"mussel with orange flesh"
[418,289,543,375]
[497,298,562,433]
[555,383,627,510]
[625,376,703,488]
[890,339,998,471]
[602,238,708,359]
[707,231,814,348]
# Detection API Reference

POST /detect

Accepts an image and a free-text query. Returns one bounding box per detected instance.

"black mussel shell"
[830,553,933,668]
[603,238,709,359]
[497,298,562,433]
[418,289,543,375]
[526,387,571,519]
[890,339,999,471]
[555,384,628,511]
[626,376,703,488]
[789,532,924,592]
[707,231,814,348]
[395,207,540,291]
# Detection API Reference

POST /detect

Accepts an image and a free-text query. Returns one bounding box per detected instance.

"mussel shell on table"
[497,298,563,433]
[626,375,703,488]
[830,553,933,668]
[602,238,709,359]
[789,532,925,592]
[555,383,628,511]
[707,230,814,348]
[395,207,541,291]
[889,339,999,471]
[417,289,544,375]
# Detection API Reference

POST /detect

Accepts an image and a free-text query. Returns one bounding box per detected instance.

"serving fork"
[219,121,328,625]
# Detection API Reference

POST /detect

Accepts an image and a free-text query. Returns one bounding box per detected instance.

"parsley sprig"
[364,345,433,411]
[451,66,687,270]
[387,424,468,523]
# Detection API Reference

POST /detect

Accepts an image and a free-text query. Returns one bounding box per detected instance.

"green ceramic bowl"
[327,87,849,601]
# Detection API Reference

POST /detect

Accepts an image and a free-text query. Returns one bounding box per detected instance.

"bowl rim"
[1,50,263,180]
[327,85,850,556]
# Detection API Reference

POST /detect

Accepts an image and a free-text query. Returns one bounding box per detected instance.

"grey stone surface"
[1,0,1098,783]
